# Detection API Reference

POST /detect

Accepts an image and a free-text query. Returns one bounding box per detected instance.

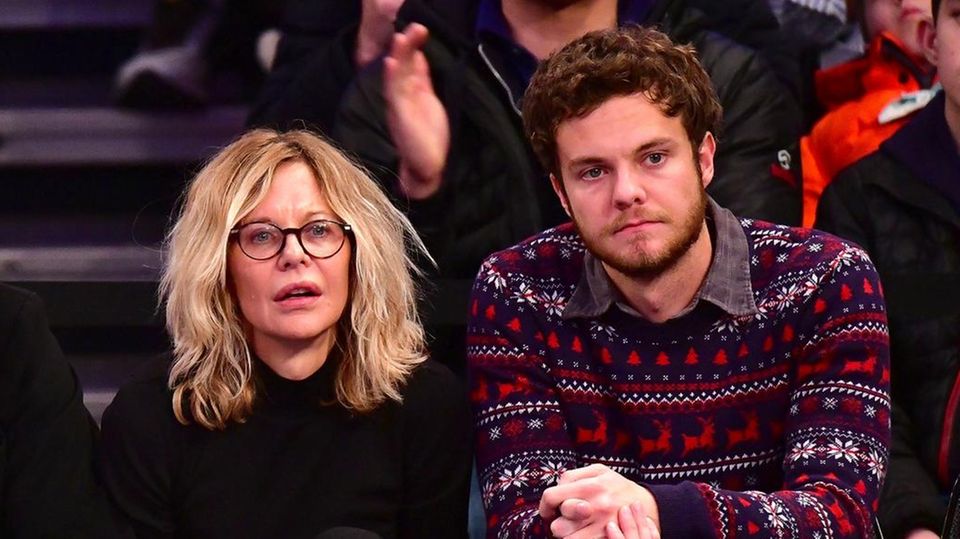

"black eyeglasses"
[230,219,353,260]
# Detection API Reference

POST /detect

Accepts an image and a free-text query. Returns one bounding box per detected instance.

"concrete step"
[1,0,151,30]
[0,246,161,282]
[0,106,247,166]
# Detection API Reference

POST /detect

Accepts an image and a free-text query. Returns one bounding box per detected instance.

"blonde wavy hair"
[161,129,430,430]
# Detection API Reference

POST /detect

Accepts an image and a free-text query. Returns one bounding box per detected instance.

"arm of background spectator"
[878,400,947,539]
[383,23,450,200]
[698,37,803,226]
[334,53,456,273]
[98,378,178,539]
[0,287,124,538]
[636,240,890,537]
[398,362,473,539]
[247,1,363,132]
[814,166,874,249]
[685,0,803,103]
[356,0,405,68]
[466,256,581,538]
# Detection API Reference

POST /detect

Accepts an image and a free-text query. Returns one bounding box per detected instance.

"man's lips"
[273,281,321,301]
[614,220,660,234]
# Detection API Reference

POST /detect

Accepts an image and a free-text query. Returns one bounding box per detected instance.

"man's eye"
[647,153,665,165]
[582,168,604,180]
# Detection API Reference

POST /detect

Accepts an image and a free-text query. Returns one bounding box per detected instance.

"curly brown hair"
[522,25,723,177]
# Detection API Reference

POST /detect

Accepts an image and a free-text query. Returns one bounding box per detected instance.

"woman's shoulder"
[399,359,469,420]
[402,359,464,399]
[103,355,178,429]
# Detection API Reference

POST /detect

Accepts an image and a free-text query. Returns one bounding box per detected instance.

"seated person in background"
[248,0,402,134]
[114,0,288,108]
[0,283,123,538]
[467,26,890,538]
[255,0,803,281]
[816,0,960,536]
[98,129,472,538]
[800,0,938,226]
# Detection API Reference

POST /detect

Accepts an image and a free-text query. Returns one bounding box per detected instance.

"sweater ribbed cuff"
[645,481,715,537]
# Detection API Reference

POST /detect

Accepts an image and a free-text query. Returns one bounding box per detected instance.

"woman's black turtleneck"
[98,356,472,539]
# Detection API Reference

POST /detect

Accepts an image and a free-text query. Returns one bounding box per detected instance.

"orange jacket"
[801,32,936,226]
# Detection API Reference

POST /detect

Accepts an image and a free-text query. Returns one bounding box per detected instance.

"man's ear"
[919,17,938,66]
[550,173,573,219]
[698,132,717,188]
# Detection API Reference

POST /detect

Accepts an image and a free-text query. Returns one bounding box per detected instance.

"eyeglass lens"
[237,220,346,260]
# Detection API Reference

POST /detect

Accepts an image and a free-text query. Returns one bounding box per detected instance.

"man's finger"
[402,22,429,48]
[558,463,608,484]
[607,520,627,539]
[617,504,642,538]
[645,515,660,539]
[539,481,599,518]
[549,516,591,538]
[558,498,593,520]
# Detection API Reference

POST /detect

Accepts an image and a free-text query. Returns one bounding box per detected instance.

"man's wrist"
[398,161,443,199]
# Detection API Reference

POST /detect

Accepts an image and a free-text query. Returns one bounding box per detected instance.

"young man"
[468,27,890,538]
[817,0,960,536]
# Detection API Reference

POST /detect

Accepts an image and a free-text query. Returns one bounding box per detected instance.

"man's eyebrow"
[633,137,675,153]
[565,138,677,168]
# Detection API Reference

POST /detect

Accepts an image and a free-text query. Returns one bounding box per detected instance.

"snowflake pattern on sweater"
[467,219,890,538]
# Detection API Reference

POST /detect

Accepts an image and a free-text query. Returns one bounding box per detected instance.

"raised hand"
[355,0,404,68]
[382,23,450,200]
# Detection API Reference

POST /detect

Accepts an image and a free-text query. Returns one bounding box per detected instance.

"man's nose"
[611,167,648,209]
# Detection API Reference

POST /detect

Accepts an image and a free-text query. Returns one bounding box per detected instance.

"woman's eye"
[307,223,329,238]
[250,229,277,244]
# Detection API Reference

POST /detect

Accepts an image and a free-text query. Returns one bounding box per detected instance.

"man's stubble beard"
[576,187,708,281]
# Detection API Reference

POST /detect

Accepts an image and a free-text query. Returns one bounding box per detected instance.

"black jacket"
[248,2,362,134]
[816,92,960,539]
[332,0,802,278]
[0,284,123,538]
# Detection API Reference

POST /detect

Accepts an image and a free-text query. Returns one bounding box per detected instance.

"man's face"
[551,93,715,279]
[863,0,907,40]
[932,0,960,117]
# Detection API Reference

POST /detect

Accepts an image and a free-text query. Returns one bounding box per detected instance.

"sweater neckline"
[254,354,339,411]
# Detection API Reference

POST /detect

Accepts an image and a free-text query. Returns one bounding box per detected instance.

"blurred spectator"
[802,0,937,226]
[0,283,123,538]
[320,0,802,281]
[816,0,960,535]
[248,2,373,133]
[250,0,802,134]
[775,0,865,67]
[115,0,287,108]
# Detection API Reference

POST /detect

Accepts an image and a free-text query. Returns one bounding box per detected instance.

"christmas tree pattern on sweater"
[467,219,890,538]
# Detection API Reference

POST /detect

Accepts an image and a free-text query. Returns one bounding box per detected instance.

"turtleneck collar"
[253,354,340,412]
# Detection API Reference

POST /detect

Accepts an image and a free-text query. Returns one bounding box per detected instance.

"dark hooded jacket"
[816,91,960,539]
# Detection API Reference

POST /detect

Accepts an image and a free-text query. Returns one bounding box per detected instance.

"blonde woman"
[98,129,471,539]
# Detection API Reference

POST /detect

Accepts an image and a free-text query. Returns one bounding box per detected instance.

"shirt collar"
[563,197,759,321]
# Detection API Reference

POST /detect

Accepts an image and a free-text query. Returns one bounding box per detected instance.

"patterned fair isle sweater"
[467,219,891,538]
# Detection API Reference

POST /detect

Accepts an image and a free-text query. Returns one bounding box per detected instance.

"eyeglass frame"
[229,219,354,261]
